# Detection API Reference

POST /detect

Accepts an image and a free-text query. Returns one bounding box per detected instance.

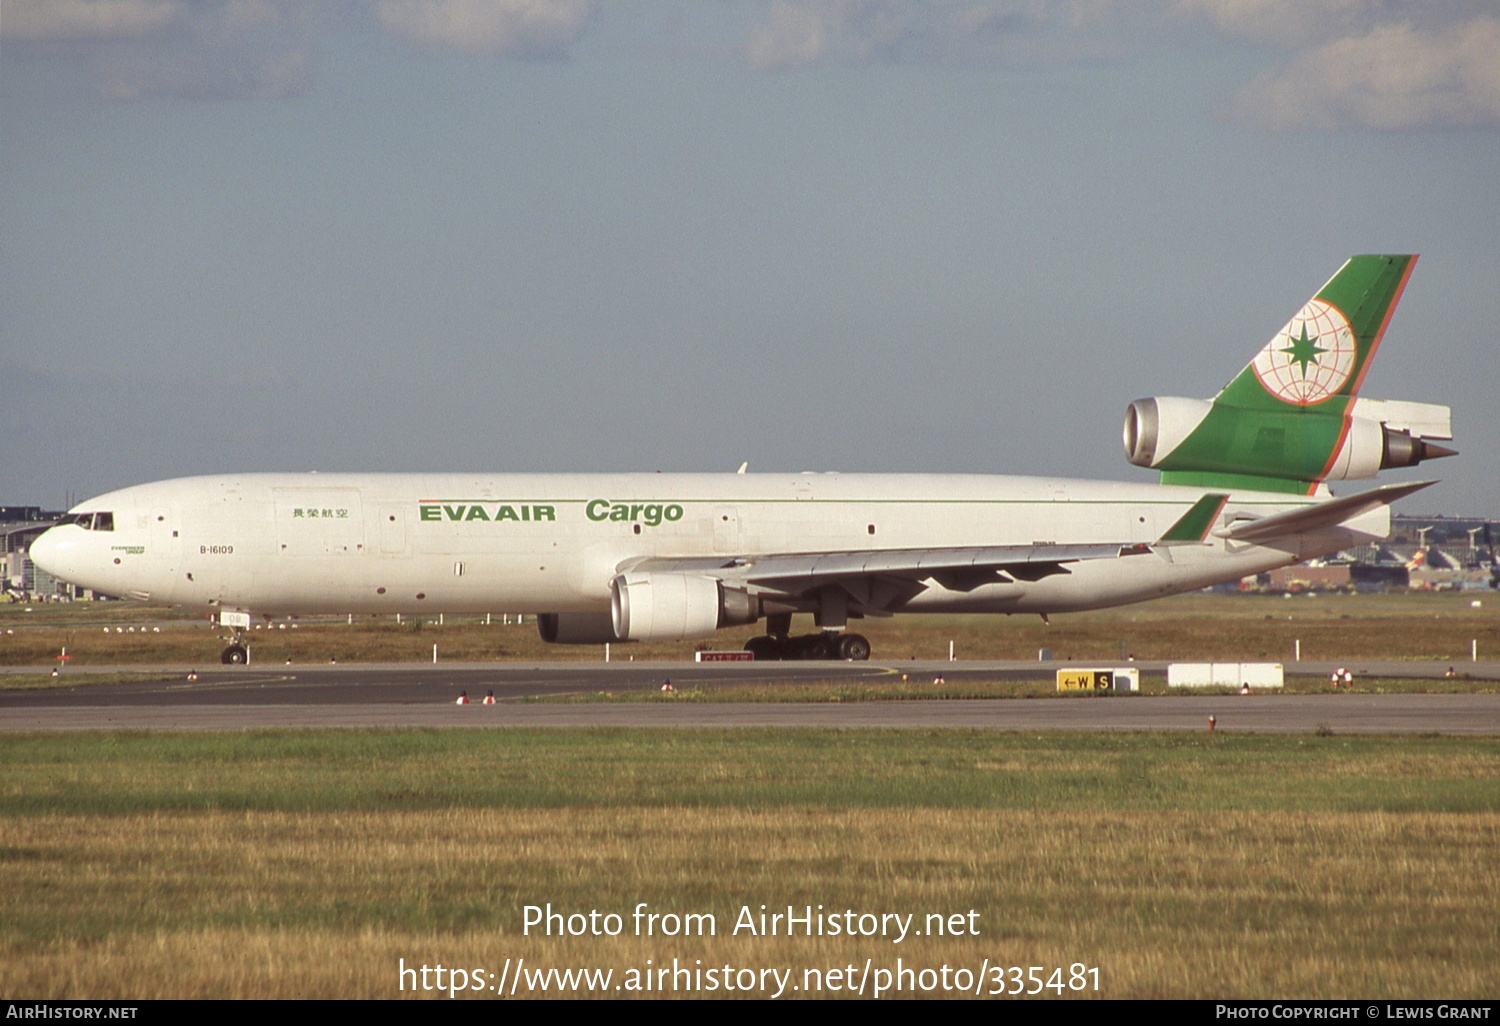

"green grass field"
[6,593,1496,998]
[3,729,1497,999]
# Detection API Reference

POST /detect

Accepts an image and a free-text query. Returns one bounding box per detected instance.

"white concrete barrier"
[1168,662,1284,688]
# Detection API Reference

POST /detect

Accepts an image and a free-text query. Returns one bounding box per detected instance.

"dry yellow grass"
[4,807,1497,998]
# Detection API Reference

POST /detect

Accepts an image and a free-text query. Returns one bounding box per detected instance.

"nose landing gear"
[217,610,252,665]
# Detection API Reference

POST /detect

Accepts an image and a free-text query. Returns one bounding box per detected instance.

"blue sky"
[3,1,1497,514]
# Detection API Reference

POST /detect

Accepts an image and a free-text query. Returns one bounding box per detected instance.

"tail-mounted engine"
[1124,395,1455,484]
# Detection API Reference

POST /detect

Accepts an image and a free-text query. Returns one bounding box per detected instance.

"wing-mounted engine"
[610,572,758,642]
[536,612,620,644]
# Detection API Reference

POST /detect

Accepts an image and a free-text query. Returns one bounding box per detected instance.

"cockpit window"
[63,512,113,530]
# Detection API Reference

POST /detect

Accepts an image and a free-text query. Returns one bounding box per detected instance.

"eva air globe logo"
[1251,298,1357,405]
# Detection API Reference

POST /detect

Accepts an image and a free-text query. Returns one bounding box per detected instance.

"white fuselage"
[29,471,1384,621]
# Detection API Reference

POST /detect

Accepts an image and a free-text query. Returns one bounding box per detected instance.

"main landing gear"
[744,613,871,661]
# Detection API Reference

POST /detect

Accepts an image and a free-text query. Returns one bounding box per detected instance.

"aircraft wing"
[1214,479,1435,544]
[623,480,1432,612]
[623,542,1150,609]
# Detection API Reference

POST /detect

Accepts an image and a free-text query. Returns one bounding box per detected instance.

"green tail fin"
[1153,255,1418,494]
[1214,254,1416,411]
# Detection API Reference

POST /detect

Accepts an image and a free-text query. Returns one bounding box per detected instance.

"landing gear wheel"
[786,634,834,660]
[748,633,869,661]
[221,644,248,665]
[744,636,779,660]
[837,633,871,661]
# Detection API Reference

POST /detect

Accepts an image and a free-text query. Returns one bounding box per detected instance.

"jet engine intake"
[1123,397,1213,468]
[610,572,758,642]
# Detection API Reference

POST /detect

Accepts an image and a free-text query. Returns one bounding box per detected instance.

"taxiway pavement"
[2,660,1498,732]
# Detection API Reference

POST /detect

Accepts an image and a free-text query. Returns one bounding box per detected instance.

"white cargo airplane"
[31,256,1455,664]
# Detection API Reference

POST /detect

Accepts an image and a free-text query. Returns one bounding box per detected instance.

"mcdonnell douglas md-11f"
[31,256,1456,663]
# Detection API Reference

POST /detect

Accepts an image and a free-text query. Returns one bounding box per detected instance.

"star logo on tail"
[1279,324,1328,378]
[1251,299,1355,405]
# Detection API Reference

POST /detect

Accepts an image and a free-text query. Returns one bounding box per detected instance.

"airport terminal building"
[2,506,68,601]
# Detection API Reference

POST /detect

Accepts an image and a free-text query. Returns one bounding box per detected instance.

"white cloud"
[1175,0,1500,47]
[1226,16,1500,129]
[744,0,1123,71]
[95,38,312,101]
[4,1,591,101]
[9,0,1498,129]
[0,0,180,41]
[746,0,885,71]
[376,0,592,58]
[3,1,315,100]
[1173,0,1384,47]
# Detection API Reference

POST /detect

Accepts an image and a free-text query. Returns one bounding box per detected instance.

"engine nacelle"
[537,612,620,645]
[1123,397,1212,469]
[610,572,758,642]
[1125,395,1456,483]
[1353,397,1457,474]
[1321,414,1386,480]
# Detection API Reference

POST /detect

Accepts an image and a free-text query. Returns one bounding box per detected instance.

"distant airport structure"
[1256,513,1497,593]
[1,506,68,600]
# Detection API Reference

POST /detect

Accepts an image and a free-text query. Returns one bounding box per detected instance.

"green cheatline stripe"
[417,496,1296,507]
[1159,470,1313,495]
[1158,493,1230,542]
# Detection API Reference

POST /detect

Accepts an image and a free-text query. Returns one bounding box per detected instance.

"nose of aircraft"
[28,526,74,582]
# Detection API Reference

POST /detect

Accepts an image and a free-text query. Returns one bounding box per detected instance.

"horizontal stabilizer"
[1215,480,1435,544]
[1158,493,1230,543]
